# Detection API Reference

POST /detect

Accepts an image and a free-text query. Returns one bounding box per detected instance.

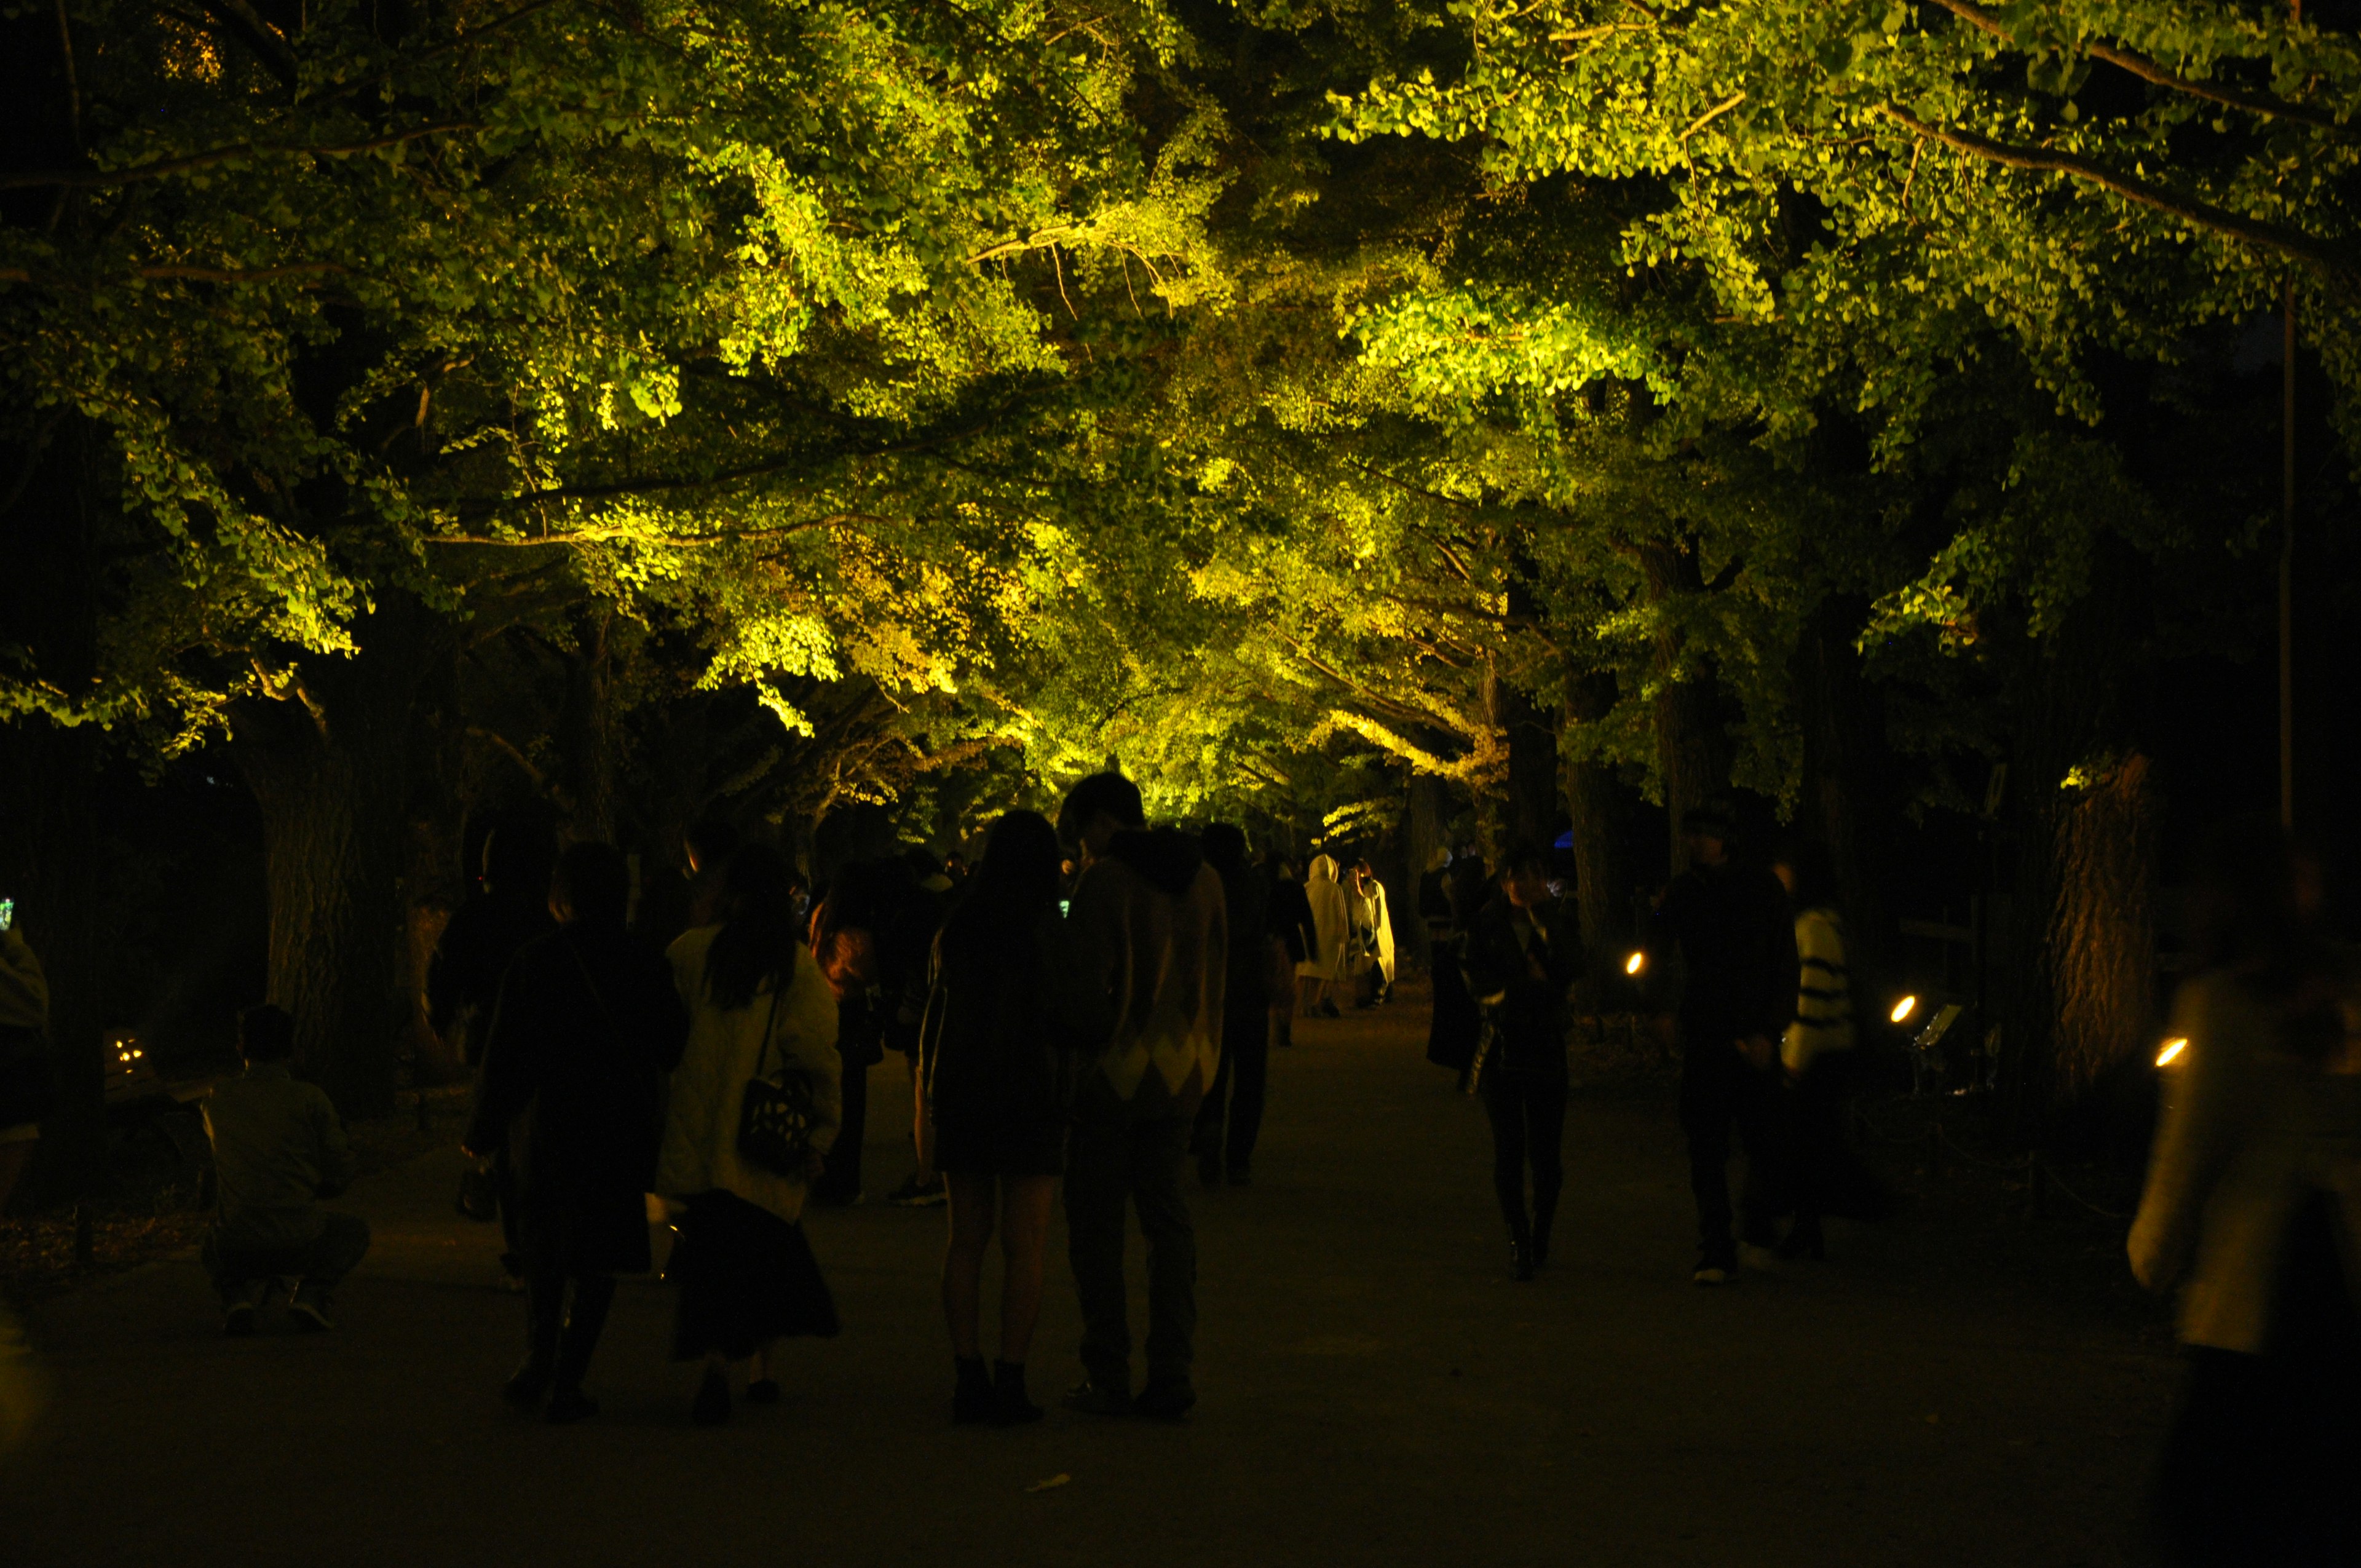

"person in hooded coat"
[1053,773,1227,1422]
[464,842,688,1423]
[1297,853,1351,1018]
[1347,859,1398,1007]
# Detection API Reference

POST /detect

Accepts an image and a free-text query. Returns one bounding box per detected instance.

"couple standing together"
[462,771,1227,1427]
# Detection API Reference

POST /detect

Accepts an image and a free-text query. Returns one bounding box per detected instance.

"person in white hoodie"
[1297,854,1351,1018]
[1346,860,1397,1007]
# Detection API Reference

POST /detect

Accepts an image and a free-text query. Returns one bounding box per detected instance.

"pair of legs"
[815,1055,869,1202]
[1192,1010,1270,1183]
[1065,1089,1195,1411]
[943,1173,1056,1363]
[1679,1040,1782,1272]
[206,1212,371,1326]
[518,1269,615,1416]
[1482,1069,1566,1270]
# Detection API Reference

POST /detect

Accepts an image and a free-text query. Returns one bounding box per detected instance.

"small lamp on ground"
[1889,995,1919,1026]
[2156,1037,2188,1068]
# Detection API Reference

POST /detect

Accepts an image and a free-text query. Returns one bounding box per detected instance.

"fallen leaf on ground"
[1027,1474,1072,1494]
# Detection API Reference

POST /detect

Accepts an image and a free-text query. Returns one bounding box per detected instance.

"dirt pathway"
[1,1001,2176,1567]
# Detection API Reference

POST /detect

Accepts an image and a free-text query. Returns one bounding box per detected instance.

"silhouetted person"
[1264,855,1316,1051]
[201,1005,368,1334]
[1770,839,1883,1259]
[1054,773,1226,1421]
[429,823,555,1286]
[464,842,687,1422]
[809,858,930,1206]
[1193,824,1272,1189]
[1464,846,1580,1280]
[916,810,1070,1425]
[683,815,743,930]
[660,844,842,1428]
[1650,799,1796,1286]
[2133,818,2361,1565]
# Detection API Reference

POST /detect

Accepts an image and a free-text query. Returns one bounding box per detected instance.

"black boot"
[953,1356,995,1424]
[1507,1215,1536,1282]
[1532,1197,1558,1271]
[991,1360,1043,1427]
[545,1275,614,1424]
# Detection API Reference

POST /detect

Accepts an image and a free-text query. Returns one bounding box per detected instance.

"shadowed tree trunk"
[558,602,620,844]
[1793,597,1900,992]
[0,414,111,1197]
[2047,753,2161,1105]
[1562,668,1633,979]
[1399,769,1445,975]
[1640,539,1731,873]
[1497,577,1559,853]
[234,595,441,1116]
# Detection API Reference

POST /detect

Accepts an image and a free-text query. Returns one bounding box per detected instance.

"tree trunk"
[2047,753,2161,1106]
[1562,670,1634,977]
[1399,770,1445,975]
[558,602,619,843]
[1640,540,1731,872]
[235,596,435,1116]
[0,414,109,1196]
[1793,597,1900,991]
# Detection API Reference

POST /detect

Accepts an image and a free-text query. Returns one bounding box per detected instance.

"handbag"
[736,985,821,1179]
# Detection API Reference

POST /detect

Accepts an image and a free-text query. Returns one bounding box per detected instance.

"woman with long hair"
[915,810,1072,1424]
[2132,818,2360,1564]
[658,842,844,1427]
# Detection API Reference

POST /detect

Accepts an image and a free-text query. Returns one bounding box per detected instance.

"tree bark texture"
[0,414,109,1194]
[1398,769,1445,975]
[1562,670,1634,978]
[1640,540,1732,873]
[2046,752,2161,1107]
[235,595,438,1116]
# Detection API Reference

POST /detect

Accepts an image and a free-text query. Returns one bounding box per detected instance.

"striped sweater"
[1781,906,1854,1074]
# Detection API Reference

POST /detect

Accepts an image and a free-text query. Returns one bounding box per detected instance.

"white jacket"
[658,928,842,1225]
[1298,856,1350,981]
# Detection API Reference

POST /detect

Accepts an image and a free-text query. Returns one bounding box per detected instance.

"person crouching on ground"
[659,843,844,1428]
[201,1005,368,1335]
[464,842,688,1423]
[916,810,1070,1426]
[1464,846,1581,1281]
[1054,772,1227,1421]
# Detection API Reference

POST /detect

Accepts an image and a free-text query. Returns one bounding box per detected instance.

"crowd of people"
[59,773,2349,1559]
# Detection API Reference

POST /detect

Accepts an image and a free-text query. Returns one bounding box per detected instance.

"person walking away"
[0,906,52,1217]
[914,811,1070,1425]
[1264,855,1316,1050]
[660,843,844,1427]
[1193,825,1273,1189]
[1348,859,1397,1007]
[885,849,955,1210]
[464,843,687,1422]
[1770,841,1885,1260]
[201,1005,370,1334]
[1464,847,1581,1280]
[427,823,556,1289]
[1054,773,1227,1420]
[1650,799,1797,1286]
[1298,853,1350,1018]
[2130,818,2361,1566]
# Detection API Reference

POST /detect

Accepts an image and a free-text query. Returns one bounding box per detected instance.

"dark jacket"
[427,890,555,1064]
[919,907,1072,1144]
[1219,860,1273,1021]
[1058,829,1227,1113]
[467,924,689,1274]
[1651,861,1798,1047]
[1268,874,1317,967]
[1463,896,1582,1076]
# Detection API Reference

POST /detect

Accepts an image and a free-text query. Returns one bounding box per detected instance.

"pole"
[2281,275,2296,830]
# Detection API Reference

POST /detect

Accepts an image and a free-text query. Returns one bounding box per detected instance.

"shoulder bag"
[736,981,821,1179]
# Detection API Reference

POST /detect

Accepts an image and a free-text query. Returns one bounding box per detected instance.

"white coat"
[1298,855,1350,981]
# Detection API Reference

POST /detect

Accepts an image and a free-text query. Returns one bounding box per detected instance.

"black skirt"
[669,1189,839,1361]
[933,1114,1066,1178]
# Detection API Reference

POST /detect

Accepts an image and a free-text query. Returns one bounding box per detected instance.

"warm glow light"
[1624,951,1646,976]
[2156,1037,2188,1068]
[1890,996,1918,1025]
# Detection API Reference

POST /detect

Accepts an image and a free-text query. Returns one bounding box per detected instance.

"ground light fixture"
[1889,995,1919,1026]
[2156,1037,2189,1068]
[1624,951,1645,976]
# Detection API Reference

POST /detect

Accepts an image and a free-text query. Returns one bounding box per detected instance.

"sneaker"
[691,1367,731,1427]
[1691,1264,1734,1288]
[1739,1243,1784,1273]
[1134,1379,1196,1422]
[221,1280,268,1337]
[287,1284,334,1331]
[887,1173,946,1208]
[1061,1377,1131,1417]
[1317,1000,1342,1019]
[502,1358,554,1409]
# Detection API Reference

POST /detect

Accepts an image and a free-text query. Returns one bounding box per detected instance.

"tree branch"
[0,262,349,283]
[1923,0,2348,135]
[429,515,874,547]
[0,122,480,191]
[1881,105,2361,277]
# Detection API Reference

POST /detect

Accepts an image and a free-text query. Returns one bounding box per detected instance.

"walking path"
[3,1000,2174,1567]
